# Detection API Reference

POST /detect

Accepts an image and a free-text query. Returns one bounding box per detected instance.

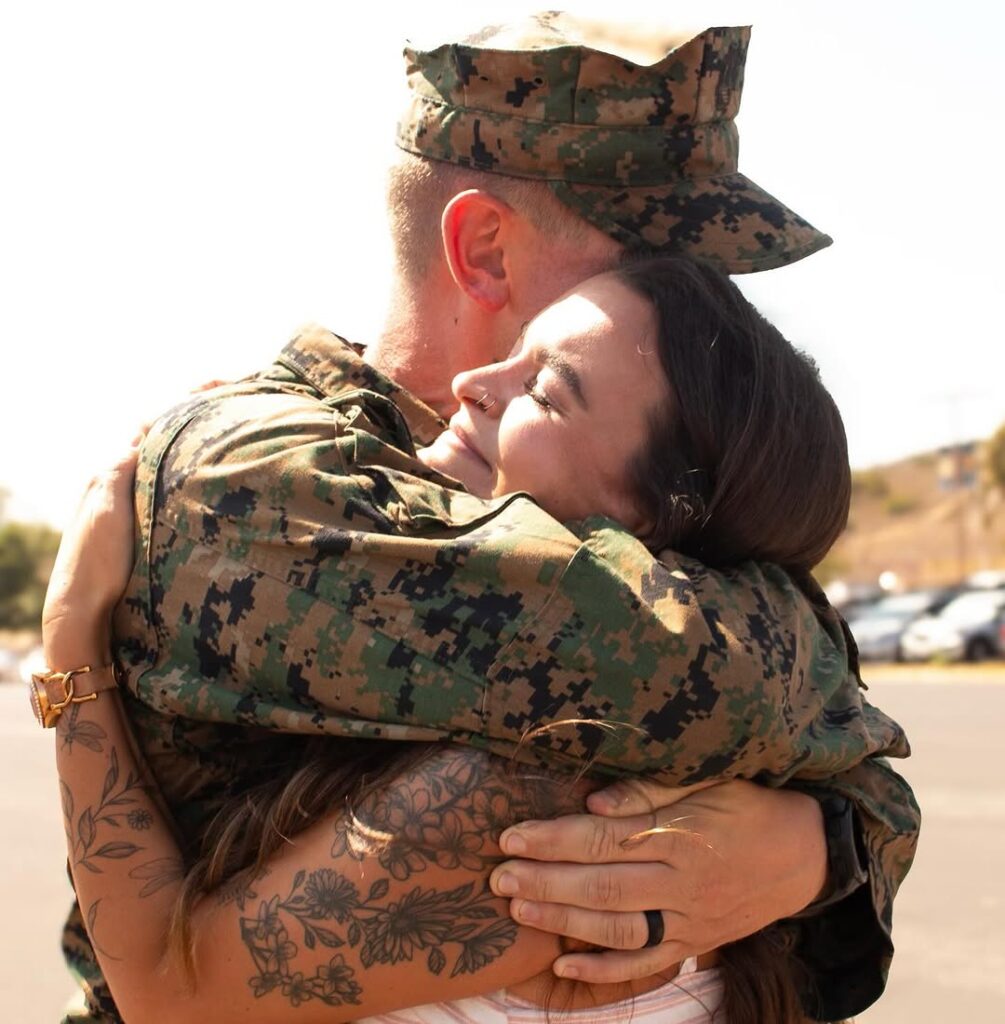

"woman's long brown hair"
[617,256,851,573]
[170,257,854,1023]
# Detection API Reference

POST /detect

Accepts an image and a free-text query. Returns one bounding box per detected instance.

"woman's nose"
[453,366,507,418]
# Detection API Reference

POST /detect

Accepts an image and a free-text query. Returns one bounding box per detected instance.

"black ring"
[642,909,665,948]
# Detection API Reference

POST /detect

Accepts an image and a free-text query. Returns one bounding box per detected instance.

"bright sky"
[2,0,1003,526]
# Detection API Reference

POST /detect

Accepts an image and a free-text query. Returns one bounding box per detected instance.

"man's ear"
[440,190,513,312]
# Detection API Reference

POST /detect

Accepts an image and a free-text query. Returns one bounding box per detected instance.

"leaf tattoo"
[69,745,148,873]
[85,899,123,962]
[60,780,75,843]
[128,858,184,898]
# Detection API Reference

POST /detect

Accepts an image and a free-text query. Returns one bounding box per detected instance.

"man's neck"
[367,278,474,421]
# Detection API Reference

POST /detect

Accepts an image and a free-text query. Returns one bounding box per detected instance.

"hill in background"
[823,440,1005,589]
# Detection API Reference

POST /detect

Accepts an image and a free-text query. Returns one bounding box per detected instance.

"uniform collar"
[277,324,446,447]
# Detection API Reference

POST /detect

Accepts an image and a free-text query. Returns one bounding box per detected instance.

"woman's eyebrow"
[540,349,587,409]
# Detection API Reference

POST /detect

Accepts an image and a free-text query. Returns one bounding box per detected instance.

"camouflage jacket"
[63,326,918,1022]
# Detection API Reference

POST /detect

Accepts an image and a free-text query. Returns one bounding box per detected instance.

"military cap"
[396,13,831,273]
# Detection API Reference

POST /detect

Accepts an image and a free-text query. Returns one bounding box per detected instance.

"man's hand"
[488,779,828,982]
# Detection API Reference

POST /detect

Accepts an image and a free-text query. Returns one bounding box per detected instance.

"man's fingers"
[499,812,705,865]
[553,942,695,984]
[490,861,673,911]
[511,900,682,951]
[587,778,720,818]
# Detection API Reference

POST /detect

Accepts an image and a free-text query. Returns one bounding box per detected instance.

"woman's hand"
[42,439,141,670]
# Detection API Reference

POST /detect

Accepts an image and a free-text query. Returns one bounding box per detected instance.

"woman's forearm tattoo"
[240,749,585,1009]
[240,870,514,1007]
[64,747,148,874]
[58,701,108,754]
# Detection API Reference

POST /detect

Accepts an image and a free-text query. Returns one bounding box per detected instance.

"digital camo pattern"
[62,327,917,1020]
[397,17,832,273]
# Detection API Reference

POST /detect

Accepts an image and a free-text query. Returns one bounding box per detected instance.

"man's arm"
[476,544,919,1017]
[126,354,909,788]
[122,364,915,1019]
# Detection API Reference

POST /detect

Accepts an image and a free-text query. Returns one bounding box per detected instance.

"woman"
[42,258,867,1022]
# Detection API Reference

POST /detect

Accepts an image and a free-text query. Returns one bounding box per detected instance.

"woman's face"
[418,273,669,531]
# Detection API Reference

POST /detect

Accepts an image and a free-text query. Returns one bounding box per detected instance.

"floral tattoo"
[63,748,147,874]
[240,869,513,1007]
[240,748,587,1010]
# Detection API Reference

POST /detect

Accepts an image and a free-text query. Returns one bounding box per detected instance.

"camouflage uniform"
[63,328,917,1022]
[62,20,916,1024]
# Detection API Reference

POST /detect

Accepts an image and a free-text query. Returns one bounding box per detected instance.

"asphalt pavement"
[2,670,1003,1022]
[855,667,1005,1022]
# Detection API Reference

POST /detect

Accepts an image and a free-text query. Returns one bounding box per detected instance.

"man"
[57,15,917,1021]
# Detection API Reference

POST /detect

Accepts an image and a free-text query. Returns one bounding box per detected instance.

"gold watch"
[29,664,119,728]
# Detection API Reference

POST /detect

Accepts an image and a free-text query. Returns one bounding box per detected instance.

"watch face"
[28,676,50,727]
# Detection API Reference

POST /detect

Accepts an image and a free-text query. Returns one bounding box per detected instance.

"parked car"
[848,588,959,661]
[965,570,1005,591]
[827,582,885,621]
[900,589,1005,662]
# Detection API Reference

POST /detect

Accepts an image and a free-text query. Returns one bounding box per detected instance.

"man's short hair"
[393,14,832,275]
[386,151,609,284]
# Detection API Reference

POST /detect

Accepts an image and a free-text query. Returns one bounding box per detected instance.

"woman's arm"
[42,447,574,1023]
[53,694,573,1022]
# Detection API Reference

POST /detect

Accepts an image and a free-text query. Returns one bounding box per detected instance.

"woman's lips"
[446,418,491,470]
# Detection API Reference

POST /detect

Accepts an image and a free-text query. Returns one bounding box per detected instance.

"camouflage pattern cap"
[396,14,832,273]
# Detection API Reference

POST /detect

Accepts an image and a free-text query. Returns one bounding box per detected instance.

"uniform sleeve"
[117,389,916,1021]
[482,522,910,783]
[482,524,918,1018]
[123,399,910,784]
[119,385,589,746]
[789,757,920,1020]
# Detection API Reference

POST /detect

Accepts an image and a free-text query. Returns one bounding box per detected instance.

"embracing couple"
[36,14,918,1024]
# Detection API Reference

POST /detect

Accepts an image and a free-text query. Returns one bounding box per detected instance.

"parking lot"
[841,580,1005,667]
[3,669,1004,1022]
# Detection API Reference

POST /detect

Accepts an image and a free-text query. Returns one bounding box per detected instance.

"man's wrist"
[796,794,869,916]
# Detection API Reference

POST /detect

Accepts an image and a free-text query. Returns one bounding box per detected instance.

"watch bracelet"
[793,794,869,918]
[28,664,118,729]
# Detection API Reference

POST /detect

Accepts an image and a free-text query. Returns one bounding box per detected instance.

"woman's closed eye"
[524,377,555,412]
